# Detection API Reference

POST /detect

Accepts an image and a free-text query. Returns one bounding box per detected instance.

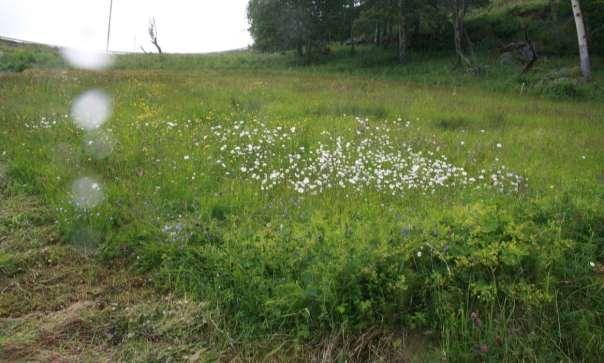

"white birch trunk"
[571,0,592,81]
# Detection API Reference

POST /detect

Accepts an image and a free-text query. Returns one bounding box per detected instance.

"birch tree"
[571,0,591,81]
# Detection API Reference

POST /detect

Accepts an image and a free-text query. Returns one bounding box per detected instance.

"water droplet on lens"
[71,90,112,131]
[61,47,113,71]
[83,129,115,159]
[70,226,102,251]
[71,177,104,209]
[52,142,78,165]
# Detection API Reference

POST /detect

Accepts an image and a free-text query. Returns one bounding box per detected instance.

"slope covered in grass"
[1,49,603,360]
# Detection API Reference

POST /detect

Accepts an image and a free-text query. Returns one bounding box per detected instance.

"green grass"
[111,46,604,100]
[1,47,603,361]
[0,182,235,362]
[0,157,433,362]
[0,39,63,72]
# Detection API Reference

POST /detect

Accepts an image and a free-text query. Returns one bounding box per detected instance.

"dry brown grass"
[0,173,202,361]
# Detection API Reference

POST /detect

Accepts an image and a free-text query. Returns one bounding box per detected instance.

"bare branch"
[148,17,162,54]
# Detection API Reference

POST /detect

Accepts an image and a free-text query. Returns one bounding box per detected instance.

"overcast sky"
[0,0,253,53]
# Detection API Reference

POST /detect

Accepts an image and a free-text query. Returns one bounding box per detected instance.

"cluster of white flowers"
[23,116,62,129]
[209,118,526,196]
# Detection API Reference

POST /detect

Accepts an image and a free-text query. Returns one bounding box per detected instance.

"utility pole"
[106,0,114,53]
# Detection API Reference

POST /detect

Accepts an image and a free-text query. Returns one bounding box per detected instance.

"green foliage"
[127,194,603,360]
[468,0,604,56]
[0,40,64,71]
[0,252,19,277]
[245,0,604,72]
[0,50,36,72]
[111,46,604,101]
[247,0,348,60]
[535,77,583,99]
[435,117,473,130]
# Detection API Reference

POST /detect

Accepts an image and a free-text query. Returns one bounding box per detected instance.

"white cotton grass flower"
[496,143,503,148]
[589,261,596,268]
[71,177,104,209]
[71,89,112,131]
[207,117,526,197]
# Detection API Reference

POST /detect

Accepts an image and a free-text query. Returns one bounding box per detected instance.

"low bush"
[117,193,604,360]
[0,50,36,72]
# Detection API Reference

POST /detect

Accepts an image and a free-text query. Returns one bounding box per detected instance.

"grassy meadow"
[1,45,604,361]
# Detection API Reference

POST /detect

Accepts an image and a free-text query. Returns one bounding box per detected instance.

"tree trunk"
[453,0,471,67]
[149,18,162,55]
[383,21,389,49]
[152,41,162,55]
[350,35,355,54]
[349,0,355,54]
[521,28,538,73]
[413,14,420,41]
[550,0,560,22]
[550,0,561,46]
[463,27,475,58]
[304,37,312,63]
[398,0,407,64]
[571,0,592,81]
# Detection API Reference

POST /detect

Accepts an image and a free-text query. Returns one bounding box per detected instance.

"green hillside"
[1,1,603,361]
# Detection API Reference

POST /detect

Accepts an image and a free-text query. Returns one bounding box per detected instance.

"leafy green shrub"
[0,252,19,277]
[435,117,472,130]
[468,0,604,56]
[115,193,603,360]
[535,77,583,99]
[0,50,36,72]
[415,197,604,360]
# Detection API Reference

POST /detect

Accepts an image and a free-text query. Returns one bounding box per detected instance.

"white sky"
[0,0,253,53]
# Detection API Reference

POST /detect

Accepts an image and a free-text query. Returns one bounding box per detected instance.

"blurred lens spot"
[61,47,114,71]
[83,129,115,159]
[70,226,102,251]
[71,90,112,131]
[71,177,104,209]
[53,142,78,166]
